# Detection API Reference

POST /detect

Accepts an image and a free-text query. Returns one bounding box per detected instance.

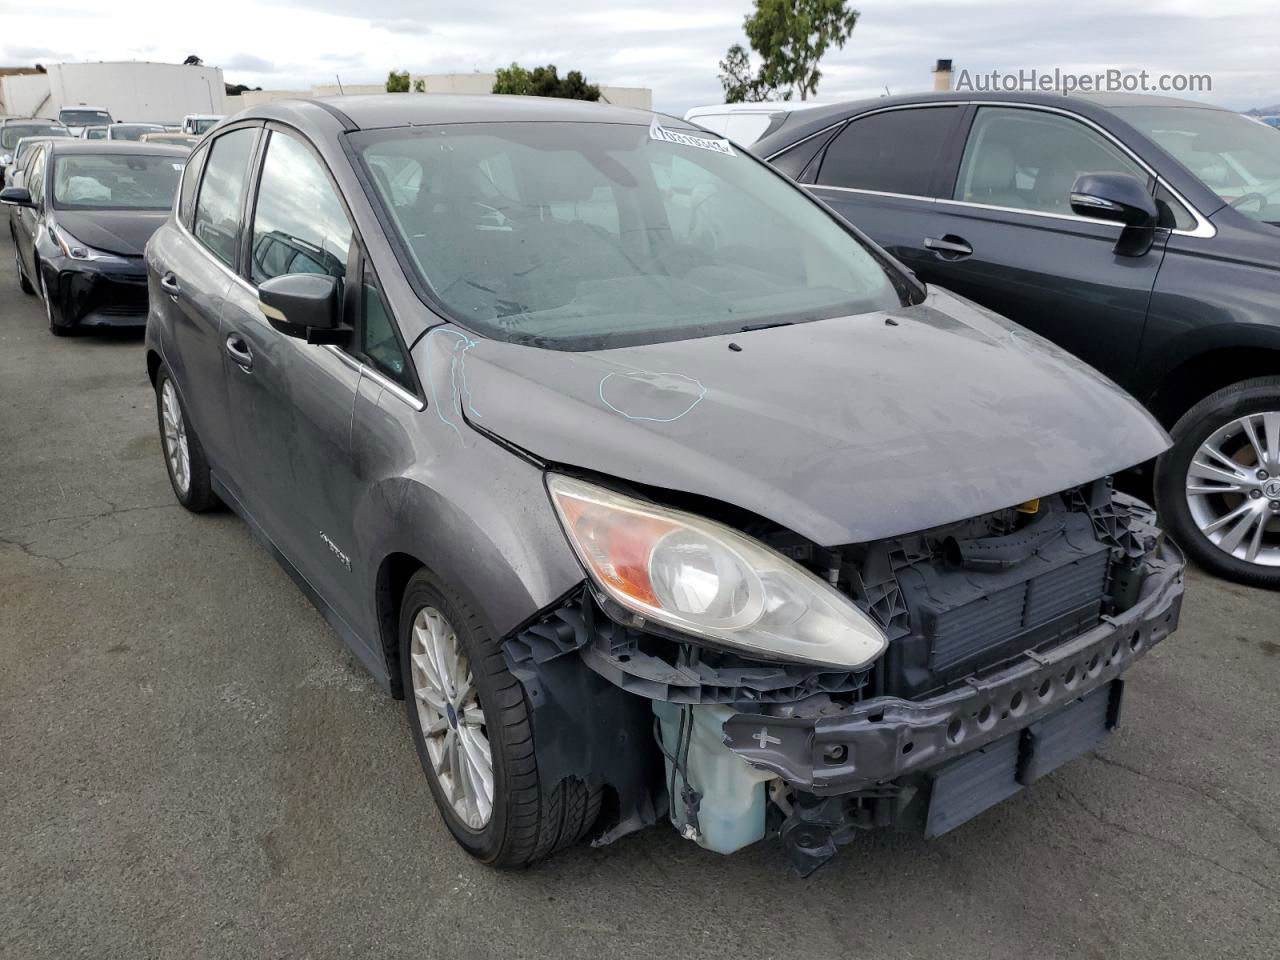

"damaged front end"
[503,479,1183,874]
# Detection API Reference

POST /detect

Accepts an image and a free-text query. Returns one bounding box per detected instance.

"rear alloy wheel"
[1156,377,1280,588]
[399,569,602,866]
[154,364,219,512]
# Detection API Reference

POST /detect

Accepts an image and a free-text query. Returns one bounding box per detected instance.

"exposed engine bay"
[503,479,1184,875]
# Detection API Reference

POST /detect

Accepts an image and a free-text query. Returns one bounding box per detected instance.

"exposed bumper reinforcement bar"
[723,540,1183,795]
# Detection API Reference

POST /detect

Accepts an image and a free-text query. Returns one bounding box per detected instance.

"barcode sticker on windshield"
[649,118,735,157]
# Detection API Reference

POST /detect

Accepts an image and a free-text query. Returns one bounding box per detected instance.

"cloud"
[221,53,276,72]
[0,0,1276,113]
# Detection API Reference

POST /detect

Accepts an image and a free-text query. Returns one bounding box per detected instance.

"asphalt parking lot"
[1,228,1278,960]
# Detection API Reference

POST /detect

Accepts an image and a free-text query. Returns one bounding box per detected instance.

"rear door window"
[192,127,258,267]
[816,107,960,196]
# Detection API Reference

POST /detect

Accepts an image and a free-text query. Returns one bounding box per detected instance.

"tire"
[154,363,220,512]
[400,568,602,866]
[14,246,34,295]
[39,268,69,336]
[1155,376,1280,589]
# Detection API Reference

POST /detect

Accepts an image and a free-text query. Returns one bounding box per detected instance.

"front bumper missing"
[723,539,1183,795]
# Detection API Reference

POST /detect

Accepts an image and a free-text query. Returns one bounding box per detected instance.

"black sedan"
[755,92,1280,588]
[2,140,187,335]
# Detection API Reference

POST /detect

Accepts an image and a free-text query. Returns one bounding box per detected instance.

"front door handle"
[923,235,973,258]
[225,334,253,371]
[159,272,181,300]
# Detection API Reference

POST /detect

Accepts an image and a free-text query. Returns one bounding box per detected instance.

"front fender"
[349,377,585,650]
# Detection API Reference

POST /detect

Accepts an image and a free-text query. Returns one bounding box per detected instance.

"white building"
[224,73,652,115]
[0,61,225,123]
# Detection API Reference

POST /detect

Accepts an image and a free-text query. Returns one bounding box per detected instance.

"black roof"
[238,93,672,131]
[45,140,190,158]
[753,90,1232,158]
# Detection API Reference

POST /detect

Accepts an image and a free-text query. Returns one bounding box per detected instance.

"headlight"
[50,225,128,264]
[547,474,888,669]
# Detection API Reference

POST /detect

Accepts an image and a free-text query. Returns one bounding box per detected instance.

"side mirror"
[0,186,33,207]
[257,273,344,343]
[1070,173,1159,257]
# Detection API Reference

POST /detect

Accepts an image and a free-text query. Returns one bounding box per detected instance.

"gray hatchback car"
[145,95,1184,873]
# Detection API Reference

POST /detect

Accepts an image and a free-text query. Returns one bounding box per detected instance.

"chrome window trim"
[173,218,426,413]
[779,99,1216,239]
[325,344,425,411]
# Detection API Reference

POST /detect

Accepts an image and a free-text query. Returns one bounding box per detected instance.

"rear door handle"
[225,334,253,371]
[159,272,181,300]
[923,235,973,258]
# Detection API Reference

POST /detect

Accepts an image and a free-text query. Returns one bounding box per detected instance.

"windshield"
[53,153,185,210]
[85,127,107,140]
[352,120,915,350]
[1117,106,1280,224]
[2,124,56,151]
[59,110,111,127]
[190,117,220,134]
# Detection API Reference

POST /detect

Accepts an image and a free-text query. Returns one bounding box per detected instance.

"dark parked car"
[755,92,1280,588]
[144,96,1182,872]
[2,140,187,334]
[0,118,67,186]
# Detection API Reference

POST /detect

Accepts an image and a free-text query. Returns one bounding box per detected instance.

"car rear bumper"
[722,538,1184,794]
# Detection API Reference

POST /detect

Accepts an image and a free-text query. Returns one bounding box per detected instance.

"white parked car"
[57,105,113,136]
[683,101,829,145]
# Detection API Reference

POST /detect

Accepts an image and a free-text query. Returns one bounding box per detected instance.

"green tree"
[493,63,601,101]
[719,43,789,102]
[386,70,410,93]
[720,0,859,102]
[412,78,425,93]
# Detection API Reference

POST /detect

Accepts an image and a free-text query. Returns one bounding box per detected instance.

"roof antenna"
[335,74,345,95]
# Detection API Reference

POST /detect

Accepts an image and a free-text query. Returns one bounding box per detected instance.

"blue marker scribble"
[424,328,482,439]
[599,370,707,423]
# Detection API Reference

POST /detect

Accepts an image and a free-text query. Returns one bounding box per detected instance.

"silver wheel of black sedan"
[409,605,494,829]
[1184,411,1280,567]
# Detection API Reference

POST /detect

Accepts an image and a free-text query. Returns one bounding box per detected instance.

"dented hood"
[435,288,1170,546]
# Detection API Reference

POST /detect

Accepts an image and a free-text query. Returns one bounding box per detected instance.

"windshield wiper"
[739,319,795,332]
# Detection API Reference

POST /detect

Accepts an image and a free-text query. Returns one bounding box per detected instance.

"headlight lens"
[547,474,888,669]
[50,225,128,264]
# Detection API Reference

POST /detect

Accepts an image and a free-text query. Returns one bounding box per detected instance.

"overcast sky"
[2,0,1277,114]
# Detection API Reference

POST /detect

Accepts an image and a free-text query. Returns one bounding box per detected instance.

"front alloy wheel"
[399,569,602,866]
[1157,377,1280,589]
[409,606,494,830]
[1184,412,1280,567]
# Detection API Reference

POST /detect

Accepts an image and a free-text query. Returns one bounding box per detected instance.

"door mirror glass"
[0,186,33,207]
[258,274,342,341]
